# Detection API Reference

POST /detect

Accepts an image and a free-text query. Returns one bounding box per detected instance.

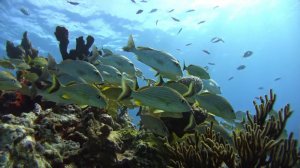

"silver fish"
[123,35,182,80]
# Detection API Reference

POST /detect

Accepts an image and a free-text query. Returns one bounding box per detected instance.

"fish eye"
[97,95,102,99]
[180,98,185,103]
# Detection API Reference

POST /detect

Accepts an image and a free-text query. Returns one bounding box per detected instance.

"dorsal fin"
[183,60,187,71]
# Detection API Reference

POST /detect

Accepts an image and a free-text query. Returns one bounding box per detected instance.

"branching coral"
[247,89,292,139]
[233,89,299,168]
[233,123,281,167]
[165,90,300,168]
[166,122,235,168]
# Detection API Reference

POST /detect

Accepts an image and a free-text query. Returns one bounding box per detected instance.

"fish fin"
[146,80,151,86]
[123,35,136,52]
[134,100,142,106]
[61,93,71,100]
[101,86,111,91]
[136,106,142,116]
[47,54,57,70]
[183,112,196,131]
[117,77,132,101]
[183,81,195,97]
[153,109,165,113]
[47,75,61,93]
[65,81,77,86]
[155,75,164,86]
[133,78,139,91]
[183,61,187,71]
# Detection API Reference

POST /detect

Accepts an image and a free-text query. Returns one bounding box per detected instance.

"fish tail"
[183,81,195,97]
[47,75,61,93]
[118,75,133,101]
[183,111,196,131]
[123,35,136,52]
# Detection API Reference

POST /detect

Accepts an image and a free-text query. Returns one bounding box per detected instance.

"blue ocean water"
[0,0,299,138]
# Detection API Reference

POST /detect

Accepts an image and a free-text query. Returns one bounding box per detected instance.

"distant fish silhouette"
[198,20,206,24]
[156,20,158,26]
[141,0,147,2]
[211,37,224,43]
[149,9,158,13]
[131,0,136,3]
[20,8,29,16]
[237,65,246,70]
[202,50,210,55]
[168,9,175,13]
[185,43,192,46]
[177,28,182,35]
[208,62,215,65]
[243,51,253,58]
[258,87,264,90]
[228,76,234,80]
[186,9,195,12]
[171,17,180,22]
[213,5,219,9]
[136,9,143,14]
[255,97,260,100]
[176,49,181,51]
[67,1,79,5]
[274,77,281,81]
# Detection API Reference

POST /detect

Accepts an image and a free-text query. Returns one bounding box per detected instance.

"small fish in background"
[131,0,136,3]
[274,77,281,81]
[149,8,158,13]
[136,9,143,14]
[255,97,260,100]
[177,28,182,35]
[156,20,158,26]
[228,76,234,80]
[171,17,180,22]
[237,65,246,70]
[186,9,195,12]
[140,0,147,2]
[243,51,253,58]
[176,49,181,51]
[185,43,192,46]
[198,20,206,24]
[211,37,224,43]
[213,5,219,9]
[20,8,29,16]
[67,1,79,5]
[208,62,215,65]
[168,9,175,13]
[202,50,210,55]
[258,87,264,90]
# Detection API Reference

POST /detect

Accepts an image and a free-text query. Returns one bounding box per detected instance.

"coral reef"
[165,90,300,168]
[1,30,299,168]
[6,31,38,59]
[54,26,95,60]
[166,122,235,168]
